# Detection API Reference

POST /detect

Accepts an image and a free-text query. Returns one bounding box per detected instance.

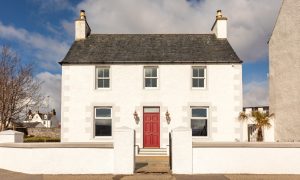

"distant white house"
[23,109,59,128]
[60,10,244,152]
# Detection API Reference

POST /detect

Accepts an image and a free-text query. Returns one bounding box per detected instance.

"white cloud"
[243,81,269,107]
[76,0,282,61]
[0,21,69,70]
[35,72,61,119]
[61,20,75,37]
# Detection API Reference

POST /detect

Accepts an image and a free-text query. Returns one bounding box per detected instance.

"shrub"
[24,136,60,143]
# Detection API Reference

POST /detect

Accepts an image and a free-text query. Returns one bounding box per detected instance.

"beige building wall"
[269,0,300,141]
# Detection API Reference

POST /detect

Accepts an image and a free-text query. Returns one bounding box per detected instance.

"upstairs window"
[144,67,158,88]
[191,107,208,137]
[192,67,206,88]
[96,67,110,88]
[94,107,112,136]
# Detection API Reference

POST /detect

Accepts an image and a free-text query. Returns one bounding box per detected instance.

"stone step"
[136,156,169,162]
[139,148,167,152]
[121,174,174,180]
[138,148,168,156]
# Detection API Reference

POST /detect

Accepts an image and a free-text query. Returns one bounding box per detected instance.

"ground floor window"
[94,107,112,136]
[191,107,208,137]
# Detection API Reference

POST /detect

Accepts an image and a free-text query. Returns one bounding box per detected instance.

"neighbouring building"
[242,106,273,142]
[269,0,300,142]
[60,10,244,151]
[23,109,60,128]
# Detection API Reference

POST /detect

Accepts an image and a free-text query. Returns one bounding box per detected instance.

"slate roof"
[14,122,42,128]
[60,34,241,65]
[22,122,44,128]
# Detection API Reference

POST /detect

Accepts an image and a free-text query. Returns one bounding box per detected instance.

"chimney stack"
[75,10,91,41]
[52,109,56,116]
[211,10,228,39]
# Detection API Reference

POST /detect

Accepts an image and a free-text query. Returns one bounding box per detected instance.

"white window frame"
[96,67,110,89]
[144,66,159,89]
[94,107,112,137]
[192,66,206,89]
[191,107,209,137]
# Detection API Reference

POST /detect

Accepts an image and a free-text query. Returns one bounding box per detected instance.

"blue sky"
[0,0,282,118]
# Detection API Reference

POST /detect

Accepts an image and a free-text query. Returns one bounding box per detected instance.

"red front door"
[143,110,160,148]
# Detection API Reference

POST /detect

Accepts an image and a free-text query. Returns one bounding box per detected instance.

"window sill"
[144,87,159,90]
[91,137,113,142]
[192,136,211,141]
[95,88,111,91]
[191,87,207,90]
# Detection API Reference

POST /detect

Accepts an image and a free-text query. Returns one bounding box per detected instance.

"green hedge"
[24,136,60,143]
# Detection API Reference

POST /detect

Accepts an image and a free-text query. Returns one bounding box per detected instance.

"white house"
[4,7,300,176]
[60,10,244,151]
[23,109,59,128]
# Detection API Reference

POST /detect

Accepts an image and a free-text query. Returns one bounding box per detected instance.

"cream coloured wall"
[61,64,243,146]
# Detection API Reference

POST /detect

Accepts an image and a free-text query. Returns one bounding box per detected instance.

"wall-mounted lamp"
[133,111,140,124]
[165,110,171,124]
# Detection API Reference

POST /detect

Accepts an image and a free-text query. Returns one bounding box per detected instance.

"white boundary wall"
[171,127,192,174]
[193,145,300,174]
[0,145,114,174]
[114,127,135,174]
[172,128,300,174]
[0,128,134,174]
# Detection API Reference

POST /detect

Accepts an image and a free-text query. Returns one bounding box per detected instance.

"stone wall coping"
[0,130,24,135]
[193,142,300,148]
[0,142,113,148]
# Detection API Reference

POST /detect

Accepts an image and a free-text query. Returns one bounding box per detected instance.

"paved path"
[135,156,170,173]
[2,169,300,180]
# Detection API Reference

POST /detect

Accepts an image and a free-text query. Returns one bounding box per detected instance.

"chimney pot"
[80,10,86,20]
[216,10,222,18]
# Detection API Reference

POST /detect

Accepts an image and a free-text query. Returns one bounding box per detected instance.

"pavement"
[2,169,300,180]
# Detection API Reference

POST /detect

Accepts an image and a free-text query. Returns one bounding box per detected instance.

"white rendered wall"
[0,147,113,174]
[192,146,300,174]
[61,64,243,145]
